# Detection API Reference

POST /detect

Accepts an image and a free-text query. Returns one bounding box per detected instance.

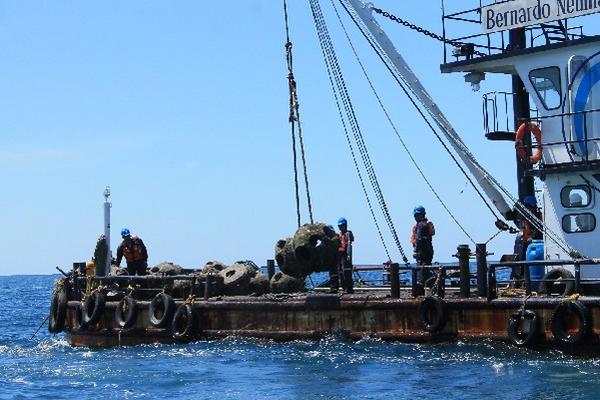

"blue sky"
[1,1,594,275]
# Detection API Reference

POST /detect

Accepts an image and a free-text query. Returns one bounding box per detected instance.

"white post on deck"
[103,186,112,276]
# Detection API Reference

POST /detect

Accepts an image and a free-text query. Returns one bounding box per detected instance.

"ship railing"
[483,91,512,137]
[441,1,587,64]
[518,107,600,170]
[482,91,540,140]
[442,6,504,63]
[528,23,584,47]
[489,258,600,300]
[70,273,218,302]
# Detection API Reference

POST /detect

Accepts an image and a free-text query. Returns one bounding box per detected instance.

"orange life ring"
[515,122,543,164]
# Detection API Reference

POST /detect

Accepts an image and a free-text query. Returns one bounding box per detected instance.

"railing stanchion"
[411,267,423,297]
[439,267,446,299]
[575,261,581,294]
[267,259,276,281]
[476,243,488,298]
[458,245,471,298]
[390,263,400,298]
[524,263,532,295]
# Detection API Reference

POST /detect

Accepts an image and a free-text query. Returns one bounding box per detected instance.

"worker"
[511,195,543,285]
[521,195,543,258]
[332,217,355,294]
[411,206,435,287]
[115,228,148,276]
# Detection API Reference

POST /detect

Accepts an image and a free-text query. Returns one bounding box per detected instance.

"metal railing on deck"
[440,1,588,64]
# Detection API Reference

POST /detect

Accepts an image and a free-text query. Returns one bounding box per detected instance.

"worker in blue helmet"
[411,206,436,288]
[115,228,148,276]
[330,217,355,293]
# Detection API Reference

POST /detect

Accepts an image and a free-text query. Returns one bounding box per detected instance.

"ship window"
[562,213,596,233]
[561,185,592,208]
[529,67,562,110]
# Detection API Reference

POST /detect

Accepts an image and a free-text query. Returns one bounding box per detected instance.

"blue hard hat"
[523,195,537,206]
[337,217,347,225]
[413,205,426,215]
[121,228,131,238]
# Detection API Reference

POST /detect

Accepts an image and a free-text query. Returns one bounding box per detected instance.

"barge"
[49,0,600,352]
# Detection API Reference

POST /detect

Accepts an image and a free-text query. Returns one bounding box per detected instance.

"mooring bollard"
[267,259,276,281]
[438,267,446,298]
[575,261,581,294]
[476,243,488,298]
[457,245,471,298]
[411,267,424,297]
[524,264,532,295]
[390,263,400,298]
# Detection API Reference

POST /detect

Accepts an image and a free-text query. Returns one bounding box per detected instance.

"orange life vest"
[411,221,435,245]
[123,237,146,263]
[338,232,353,253]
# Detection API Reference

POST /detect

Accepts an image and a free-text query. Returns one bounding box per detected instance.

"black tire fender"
[75,302,87,331]
[550,300,590,345]
[83,292,106,326]
[418,296,448,333]
[539,268,575,296]
[507,309,539,347]
[149,293,175,328]
[115,296,138,329]
[48,290,68,334]
[171,304,195,341]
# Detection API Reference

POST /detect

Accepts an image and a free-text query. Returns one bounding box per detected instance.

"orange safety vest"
[123,237,146,263]
[522,211,543,243]
[410,220,435,245]
[338,232,353,253]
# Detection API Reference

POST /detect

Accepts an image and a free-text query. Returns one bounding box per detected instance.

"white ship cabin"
[439,1,600,277]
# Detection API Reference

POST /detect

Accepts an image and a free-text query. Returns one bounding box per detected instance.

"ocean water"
[1,275,600,400]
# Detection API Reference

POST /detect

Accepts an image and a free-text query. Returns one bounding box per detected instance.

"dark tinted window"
[529,67,562,110]
[562,213,596,233]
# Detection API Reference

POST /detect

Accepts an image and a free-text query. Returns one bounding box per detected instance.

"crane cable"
[310,0,408,262]
[284,0,315,227]
[310,0,392,260]
[312,0,412,263]
[330,0,477,245]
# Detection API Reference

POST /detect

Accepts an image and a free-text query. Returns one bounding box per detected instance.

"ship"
[48,0,600,352]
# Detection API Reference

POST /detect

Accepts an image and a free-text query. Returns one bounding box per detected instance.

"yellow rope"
[53,279,64,294]
[497,288,538,298]
[562,293,580,303]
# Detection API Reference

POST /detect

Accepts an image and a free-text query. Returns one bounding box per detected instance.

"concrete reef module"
[485,0,600,32]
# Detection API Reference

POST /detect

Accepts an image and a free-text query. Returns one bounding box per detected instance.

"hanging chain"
[371,7,487,57]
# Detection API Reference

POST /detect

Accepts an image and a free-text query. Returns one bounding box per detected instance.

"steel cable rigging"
[310,0,410,262]
[284,0,315,228]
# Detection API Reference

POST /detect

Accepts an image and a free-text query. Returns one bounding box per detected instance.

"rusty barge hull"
[64,293,600,350]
